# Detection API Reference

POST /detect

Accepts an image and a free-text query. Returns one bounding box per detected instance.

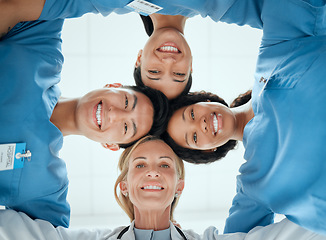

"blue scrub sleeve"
[7,183,70,228]
[224,182,274,234]
[39,0,132,20]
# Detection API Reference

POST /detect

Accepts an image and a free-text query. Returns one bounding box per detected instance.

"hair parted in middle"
[114,135,185,222]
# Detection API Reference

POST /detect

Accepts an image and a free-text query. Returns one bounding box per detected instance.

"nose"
[146,168,160,178]
[108,106,123,123]
[161,55,176,64]
[198,116,208,133]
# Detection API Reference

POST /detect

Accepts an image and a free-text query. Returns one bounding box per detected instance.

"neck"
[133,206,171,231]
[50,97,79,136]
[150,14,187,34]
[230,100,254,141]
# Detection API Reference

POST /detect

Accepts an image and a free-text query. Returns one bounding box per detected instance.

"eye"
[191,109,195,120]
[124,123,128,134]
[193,132,197,144]
[125,95,128,109]
[161,164,170,168]
[174,72,186,77]
[149,70,160,74]
[136,164,145,168]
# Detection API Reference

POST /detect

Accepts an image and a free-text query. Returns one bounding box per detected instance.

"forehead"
[130,140,176,160]
[141,77,188,100]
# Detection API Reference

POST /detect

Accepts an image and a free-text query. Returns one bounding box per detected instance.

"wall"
[59,12,270,234]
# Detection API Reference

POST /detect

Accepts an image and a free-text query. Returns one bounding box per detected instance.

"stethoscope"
[117,225,188,240]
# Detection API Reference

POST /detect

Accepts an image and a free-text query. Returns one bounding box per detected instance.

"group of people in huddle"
[1,0,326,239]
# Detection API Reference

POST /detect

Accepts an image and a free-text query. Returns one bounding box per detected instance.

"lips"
[211,113,222,135]
[141,183,164,191]
[93,101,102,129]
[157,42,181,53]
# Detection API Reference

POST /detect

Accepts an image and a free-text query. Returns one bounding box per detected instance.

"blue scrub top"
[0,0,136,227]
[144,0,326,236]
[0,19,69,227]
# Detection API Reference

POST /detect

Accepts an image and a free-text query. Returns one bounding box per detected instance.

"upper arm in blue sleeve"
[224,185,274,234]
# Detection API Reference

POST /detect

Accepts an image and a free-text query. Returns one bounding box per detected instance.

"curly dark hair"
[161,90,252,164]
[118,85,170,149]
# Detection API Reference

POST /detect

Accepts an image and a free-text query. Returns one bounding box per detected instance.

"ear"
[135,49,143,68]
[100,143,120,151]
[119,181,128,196]
[103,83,122,88]
[176,179,185,196]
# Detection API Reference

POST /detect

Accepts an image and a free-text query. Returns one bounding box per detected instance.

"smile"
[141,184,164,190]
[211,113,222,135]
[95,101,102,128]
[157,42,181,53]
[142,185,163,190]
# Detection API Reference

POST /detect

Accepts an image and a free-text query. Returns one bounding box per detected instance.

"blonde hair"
[114,135,185,222]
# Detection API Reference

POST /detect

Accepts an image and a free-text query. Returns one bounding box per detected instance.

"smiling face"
[120,139,184,212]
[136,28,192,99]
[167,102,237,150]
[75,87,154,145]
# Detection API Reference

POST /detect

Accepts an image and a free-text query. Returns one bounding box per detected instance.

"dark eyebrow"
[131,121,137,138]
[130,94,138,138]
[146,75,160,81]
[173,79,186,83]
[182,107,190,146]
[185,133,189,147]
[182,107,187,121]
[132,94,138,110]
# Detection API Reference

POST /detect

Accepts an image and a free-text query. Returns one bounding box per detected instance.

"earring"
[124,192,128,197]
[174,193,179,198]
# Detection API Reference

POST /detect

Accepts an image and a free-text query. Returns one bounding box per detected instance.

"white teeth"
[96,103,102,126]
[213,114,218,134]
[159,46,179,52]
[143,185,162,190]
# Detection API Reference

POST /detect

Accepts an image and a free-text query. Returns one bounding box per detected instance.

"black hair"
[161,90,252,164]
[118,85,170,149]
[134,66,193,98]
[139,15,154,36]
[136,15,192,98]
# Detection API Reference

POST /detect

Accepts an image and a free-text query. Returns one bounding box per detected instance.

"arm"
[224,182,274,234]
[0,209,113,240]
[0,0,45,38]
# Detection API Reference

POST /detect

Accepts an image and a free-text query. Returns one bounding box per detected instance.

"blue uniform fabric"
[38,0,133,21]
[152,0,326,45]
[0,0,135,228]
[0,19,69,227]
[147,0,326,236]
[226,35,326,236]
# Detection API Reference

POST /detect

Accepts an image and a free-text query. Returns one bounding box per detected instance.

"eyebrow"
[132,94,138,110]
[132,157,146,162]
[173,79,186,83]
[132,156,173,161]
[146,76,160,81]
[146,76,186,82]
[159,156,173,161]
[182,107,190,147]
[131,94,138,138]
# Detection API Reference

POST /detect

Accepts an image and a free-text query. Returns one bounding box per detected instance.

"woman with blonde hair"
[0,135,325,239]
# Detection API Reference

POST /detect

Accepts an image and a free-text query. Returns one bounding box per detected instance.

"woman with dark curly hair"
[162,90,252,164]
